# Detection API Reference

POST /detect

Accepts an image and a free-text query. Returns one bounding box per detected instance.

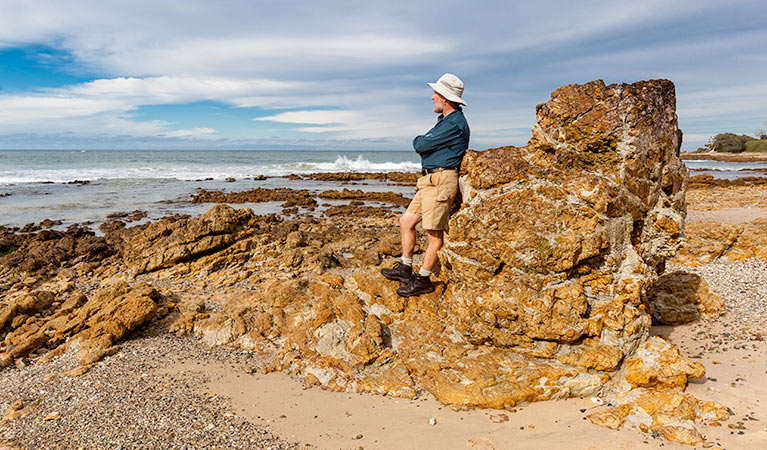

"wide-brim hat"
[427,73,467,106]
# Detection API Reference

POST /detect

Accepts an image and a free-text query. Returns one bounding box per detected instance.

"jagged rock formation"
[433,79,690,399]
[0,281,170,374]
[0,79,732,445]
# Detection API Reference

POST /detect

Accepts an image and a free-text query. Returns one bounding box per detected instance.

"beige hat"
[427,73,467,106]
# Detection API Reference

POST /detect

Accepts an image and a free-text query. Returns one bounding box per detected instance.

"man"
[381,73,470,297]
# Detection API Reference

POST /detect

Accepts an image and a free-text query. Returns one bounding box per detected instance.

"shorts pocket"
[436,173,457,202]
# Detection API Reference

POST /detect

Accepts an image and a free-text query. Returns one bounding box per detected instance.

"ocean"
[0,150,420,230]
[1,150,765,231]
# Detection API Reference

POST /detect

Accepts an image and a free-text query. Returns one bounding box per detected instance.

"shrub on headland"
[746,139,767,152]
[707,131,766,153]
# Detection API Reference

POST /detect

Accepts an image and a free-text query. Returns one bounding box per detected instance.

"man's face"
[432,91,445,114]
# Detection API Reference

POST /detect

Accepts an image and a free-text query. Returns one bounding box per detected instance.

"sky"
[0,0,765,151]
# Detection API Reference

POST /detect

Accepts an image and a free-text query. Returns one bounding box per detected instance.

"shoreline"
[681,151,767,162]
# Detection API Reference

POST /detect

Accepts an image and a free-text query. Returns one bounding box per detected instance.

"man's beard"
[433,102,444,114]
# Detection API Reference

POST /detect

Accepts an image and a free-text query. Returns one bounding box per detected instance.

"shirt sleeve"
[413,120,462,154]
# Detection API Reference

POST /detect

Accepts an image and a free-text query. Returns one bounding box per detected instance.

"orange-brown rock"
[441,79,689,390]
[588,388,729,445]
[671,218,767,265]
[191,187,318,207]
[191,186,410,208]
[123,205,256,274]
[622,337,704,390]
[644,271,725,324]
[317,188,410,207]
[0,281,166,370]
[688,174,767,188]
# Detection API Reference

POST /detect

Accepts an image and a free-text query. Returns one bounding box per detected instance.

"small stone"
[429,417,437,426]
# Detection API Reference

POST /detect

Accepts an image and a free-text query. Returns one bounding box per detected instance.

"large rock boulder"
[438,79,689,395]
[644,271,725,325]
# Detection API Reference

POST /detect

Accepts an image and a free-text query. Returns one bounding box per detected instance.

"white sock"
[419,267,432,277]
[401,256,413,266]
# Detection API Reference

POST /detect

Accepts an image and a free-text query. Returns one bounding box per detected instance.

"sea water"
[0,150,420,229]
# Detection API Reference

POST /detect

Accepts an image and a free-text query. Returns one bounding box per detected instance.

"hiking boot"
[381,261,412,283]
[396,273,434,297]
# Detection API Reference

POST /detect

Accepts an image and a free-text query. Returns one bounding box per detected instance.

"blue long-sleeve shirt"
[412,109,470,170]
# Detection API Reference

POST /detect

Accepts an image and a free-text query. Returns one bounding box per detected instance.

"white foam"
[685,160,767,171]
[0,155,421,185]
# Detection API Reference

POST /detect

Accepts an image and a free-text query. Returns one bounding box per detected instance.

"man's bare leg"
[381,212,421,282]
[395,227,439,297]
[399,212,421,259]
[422,229,444,272]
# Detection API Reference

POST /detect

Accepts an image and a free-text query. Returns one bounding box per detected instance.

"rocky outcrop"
[191,187,411,208]
[0,281,169,372]
[671,219,767,265]
[588,388,729,445]
[0,225,113,280]
[123,205,257,274]
[644,272,725,324]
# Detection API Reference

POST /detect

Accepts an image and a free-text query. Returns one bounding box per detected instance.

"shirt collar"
[438,109,462,121]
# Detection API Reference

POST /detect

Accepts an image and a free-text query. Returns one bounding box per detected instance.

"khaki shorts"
[406,170,459,231]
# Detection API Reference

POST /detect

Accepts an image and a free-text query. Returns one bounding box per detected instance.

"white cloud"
[297,126,343,133]
[0,95,129,123]
[160,127,216,138]
[678,83,767,118]
[255,110,358,125]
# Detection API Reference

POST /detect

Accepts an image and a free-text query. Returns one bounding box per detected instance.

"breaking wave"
[0,154,421,185]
